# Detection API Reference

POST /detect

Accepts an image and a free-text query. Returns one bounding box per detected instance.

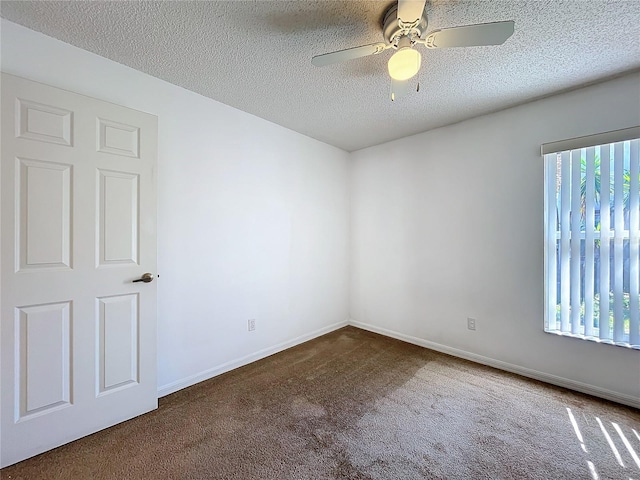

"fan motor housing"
[382,4,428,44]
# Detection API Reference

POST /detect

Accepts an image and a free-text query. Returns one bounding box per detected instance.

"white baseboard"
[157,320,348,398]
[348,320,640,409]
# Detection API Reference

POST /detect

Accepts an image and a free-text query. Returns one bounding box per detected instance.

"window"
[543,128,639,348]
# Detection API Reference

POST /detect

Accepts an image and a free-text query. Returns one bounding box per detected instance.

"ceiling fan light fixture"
[387,47,421,81]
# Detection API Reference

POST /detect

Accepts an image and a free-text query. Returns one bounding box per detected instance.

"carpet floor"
[2,326,639,479]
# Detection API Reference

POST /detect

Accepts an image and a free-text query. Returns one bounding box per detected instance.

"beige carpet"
[2,326,639,479]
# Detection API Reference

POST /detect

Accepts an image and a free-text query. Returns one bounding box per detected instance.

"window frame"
[542,126,640,349]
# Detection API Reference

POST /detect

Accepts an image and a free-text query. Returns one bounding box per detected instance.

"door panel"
[1,73,158,468]
[97,169,139,266]
[17,301,72,420]
[17,158,72,271]
[97,293,139,394]
[97,118,139,158]
[16,98,73,146]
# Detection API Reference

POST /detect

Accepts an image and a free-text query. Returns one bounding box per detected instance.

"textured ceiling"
[2,0,639,151]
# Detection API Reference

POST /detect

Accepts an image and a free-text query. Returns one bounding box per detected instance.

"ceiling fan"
[311,0,515,101]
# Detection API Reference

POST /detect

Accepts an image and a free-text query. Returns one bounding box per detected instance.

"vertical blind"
[543,130,639,348]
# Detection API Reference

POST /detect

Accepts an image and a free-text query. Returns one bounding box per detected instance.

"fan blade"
[390,78,419,102]
[311,43,388,67]
[424,21,514,48]
[397,0,427,24]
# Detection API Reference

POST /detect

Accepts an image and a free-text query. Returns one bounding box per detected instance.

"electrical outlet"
[467,317,476,331]
[248,319,256,332]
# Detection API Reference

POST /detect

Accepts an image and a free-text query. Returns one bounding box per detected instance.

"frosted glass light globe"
[387,47,421,81]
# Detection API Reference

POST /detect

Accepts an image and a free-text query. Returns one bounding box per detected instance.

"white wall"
[350,72,640,405]
[1,20,350,394]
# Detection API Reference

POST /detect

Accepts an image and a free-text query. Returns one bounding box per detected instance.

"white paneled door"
[1,74,158,467]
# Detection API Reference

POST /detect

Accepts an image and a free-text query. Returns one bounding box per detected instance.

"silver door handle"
[133,273,155,283]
